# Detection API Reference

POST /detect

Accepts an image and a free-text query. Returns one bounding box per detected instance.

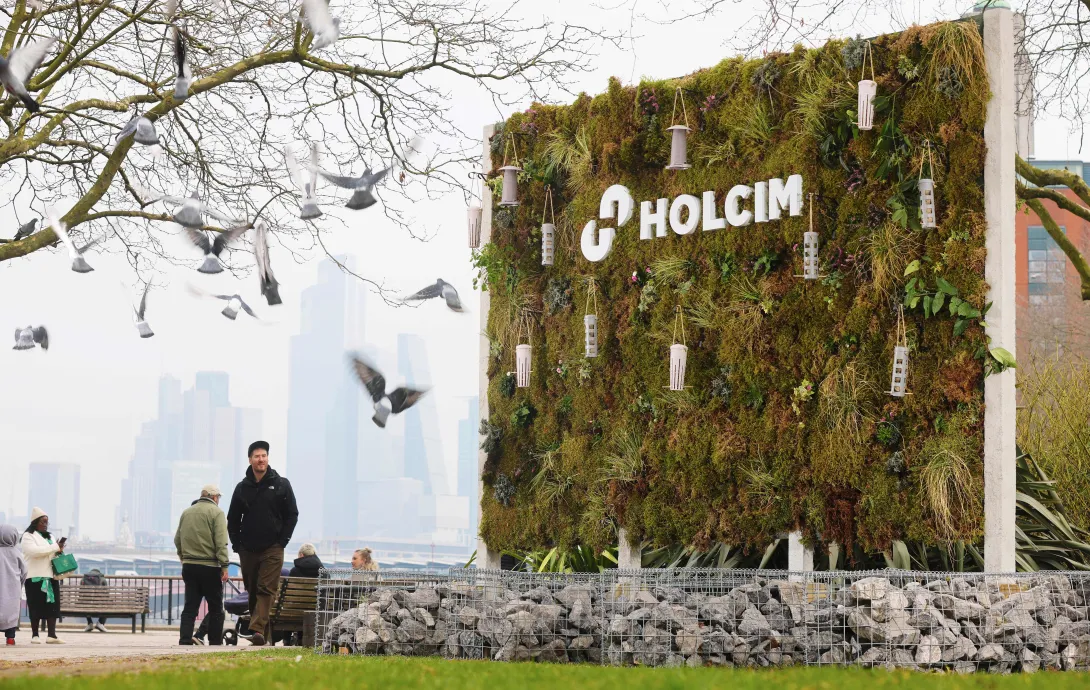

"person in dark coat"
[81,569,109,632]
[227,440,298,647]
[288,543,323,578]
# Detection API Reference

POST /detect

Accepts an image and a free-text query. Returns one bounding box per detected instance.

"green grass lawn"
[3,650,1090,689]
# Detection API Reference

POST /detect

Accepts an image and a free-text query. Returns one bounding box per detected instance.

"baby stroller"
[194,591,251,646]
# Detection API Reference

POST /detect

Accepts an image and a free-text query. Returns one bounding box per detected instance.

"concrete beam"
[617,528,641,569]
[983,7,1018,573]
[787,531,814,572]
[476,124,502,571]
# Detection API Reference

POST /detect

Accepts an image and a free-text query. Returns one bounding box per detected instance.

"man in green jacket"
[174,484,229,646]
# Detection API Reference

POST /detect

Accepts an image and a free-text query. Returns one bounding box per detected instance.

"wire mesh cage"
[315,569,449,656]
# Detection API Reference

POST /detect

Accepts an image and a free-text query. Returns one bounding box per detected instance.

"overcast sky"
[0,0,1080,540]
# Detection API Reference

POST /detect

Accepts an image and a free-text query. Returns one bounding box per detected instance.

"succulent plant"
[493,473,516,507]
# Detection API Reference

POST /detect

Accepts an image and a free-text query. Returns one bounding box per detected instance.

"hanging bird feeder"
[467,173,483,249]
[668,305,688,391]
[666,88,692,171]
[541,185,556,266]
[498,136,522,207]
[134,116,160,146]
[515,318,532,388]
[856,42,877,131]
[795,193,821,281]
[888,305,910,398]
[584,279,599,358]
[919,141,938,229]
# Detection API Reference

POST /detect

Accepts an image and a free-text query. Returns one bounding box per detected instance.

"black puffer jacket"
[288,554,324,578]
[227,466,299,553]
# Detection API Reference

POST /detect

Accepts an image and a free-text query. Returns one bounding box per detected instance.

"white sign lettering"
[579,175,804,262]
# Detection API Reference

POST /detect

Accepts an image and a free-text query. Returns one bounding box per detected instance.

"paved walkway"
[0,627,261,666]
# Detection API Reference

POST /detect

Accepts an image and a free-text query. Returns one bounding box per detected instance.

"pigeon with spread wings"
[46,206,98,273]
[173,24,192,101]
[0,37,56,113]
[183,224,248,274]
[350,354,428,428]
[130,283,154,338]
[13,326,48,351]
[301,0,340,51]
[253,220,281,305]
[187,283,260,321]
[284,144,322,220]
[403,278,463,313]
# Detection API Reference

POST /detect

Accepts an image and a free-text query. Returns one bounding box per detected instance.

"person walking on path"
[227,441,298,647]
[80,569,109,633]
[20,508,67,644]
[288,543,324,578]
[175,485,230,646]
[0,525,28,646]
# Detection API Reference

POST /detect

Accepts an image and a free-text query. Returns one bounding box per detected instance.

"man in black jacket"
[227,440,299,646]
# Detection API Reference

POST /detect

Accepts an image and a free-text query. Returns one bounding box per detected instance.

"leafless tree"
[0,0,615,295]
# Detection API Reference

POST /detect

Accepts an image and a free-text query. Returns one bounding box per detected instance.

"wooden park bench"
[270,576,318,647]
[59,582,150,633]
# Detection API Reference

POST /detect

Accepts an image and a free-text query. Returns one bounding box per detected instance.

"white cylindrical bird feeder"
[515,343,532,388]
[803,231,819,280]
[888,306,910,397]
[669,344,688,392]
[468,204,482,248]
[856,42,876,131]
[666,125,691,171]
[584,315,598,358]
[540,185,556,266]
[499,166,521,207]
[919,179,937,229]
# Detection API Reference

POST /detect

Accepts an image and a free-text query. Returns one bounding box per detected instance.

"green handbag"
[51,552,78,577]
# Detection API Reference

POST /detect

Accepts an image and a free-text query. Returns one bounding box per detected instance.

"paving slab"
[0,628,261,666]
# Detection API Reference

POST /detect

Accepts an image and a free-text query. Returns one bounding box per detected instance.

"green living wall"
[477,19,996,558]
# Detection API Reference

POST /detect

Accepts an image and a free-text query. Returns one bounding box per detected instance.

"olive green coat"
[174,497,229,569]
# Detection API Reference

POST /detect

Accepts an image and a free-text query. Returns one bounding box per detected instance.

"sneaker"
[94,623,109,633]
[45,637,65,645]
[192,637,205,646]
[249,632,266,647]
[83,623,94,633]
[30,636,42,645]
[5,638,14,646]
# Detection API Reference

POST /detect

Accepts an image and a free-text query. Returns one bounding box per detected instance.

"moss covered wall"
[477,20,993,557]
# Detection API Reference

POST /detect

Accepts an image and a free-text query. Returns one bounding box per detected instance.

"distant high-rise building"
[288,257,367,541]
[28,463,81,538]
[457,397,480,539]
[170,463,219,529]
[397,333,448,496]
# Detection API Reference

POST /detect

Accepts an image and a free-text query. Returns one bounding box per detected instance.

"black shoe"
[250,632,266,647]
[179,639,194,646]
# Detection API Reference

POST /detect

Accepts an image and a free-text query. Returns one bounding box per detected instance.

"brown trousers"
[239,546,284,636]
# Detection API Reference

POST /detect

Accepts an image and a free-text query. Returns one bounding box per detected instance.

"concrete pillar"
[982,7,1017,573]
[476,124,502,571]
[617,528,641,569]
[787,531,814,578]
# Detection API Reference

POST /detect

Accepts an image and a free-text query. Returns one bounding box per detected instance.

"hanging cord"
[516,312,532,347]
[502,134,520,168]
[896,304,907,349]
[541,185,555,225]
[861,41,875,82]
[918,140,936,180]
[670,87,690,129]
[672,304,687,346]
[584,278,598,316]
[808,192,814,232]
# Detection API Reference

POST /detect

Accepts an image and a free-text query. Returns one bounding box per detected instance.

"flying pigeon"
[0,37,56,113]
[46,206,97,273]
[11,218,37,241]
[187,284,260,321]
[13,326,48,351]
[350,354,428,428]
[173,25,192,101]
[284,144,322,220]
[153,191,241,230]
[403,279,463,312]
[183,223,248,274]
[301,0,340,51]
[312,164,388,210]
[131,283,154,338]
[114,112,159,147]
[252,220,281,306]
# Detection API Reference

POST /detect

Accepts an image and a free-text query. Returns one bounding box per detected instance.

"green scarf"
[30,533,55,604]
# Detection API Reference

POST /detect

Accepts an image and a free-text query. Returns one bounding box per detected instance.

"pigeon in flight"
[11,218,37,241]
[183,223,248,274]
[0,37,56,113]
[173,25,192,101]
[301,0,340,51]
[46,206,98,273]
[252,220,281,306]
[155,191,242,230]
[350,354,428,428]
[404,279,463,312]
[284,144,322,220]
[131,283,154,338]
[114,112,160,147]
[313,164,388,210]
[13,326,48,351]
[188,284,260,321]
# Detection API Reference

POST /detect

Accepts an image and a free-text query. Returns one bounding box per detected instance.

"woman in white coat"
[0,524,28,645]
[21,507,67,644]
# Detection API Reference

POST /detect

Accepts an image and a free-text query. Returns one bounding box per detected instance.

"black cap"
[248,440,270,457]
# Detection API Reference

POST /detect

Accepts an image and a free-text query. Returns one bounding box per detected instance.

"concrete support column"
[617,528,641,569]
[787,531,814,575]
[983,7,1017,573]
[476,124,502,571]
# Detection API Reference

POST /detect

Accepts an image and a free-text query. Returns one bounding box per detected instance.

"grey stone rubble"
[318,572,1090,672]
